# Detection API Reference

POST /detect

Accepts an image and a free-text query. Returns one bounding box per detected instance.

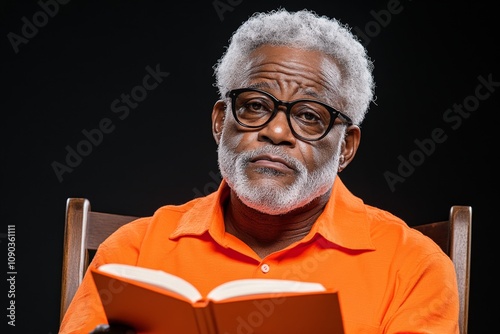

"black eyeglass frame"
[226,88,353,141]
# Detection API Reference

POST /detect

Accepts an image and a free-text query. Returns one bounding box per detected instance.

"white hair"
[213,8,375,125]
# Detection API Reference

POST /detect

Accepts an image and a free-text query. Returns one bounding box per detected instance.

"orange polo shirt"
[59,177,459,333]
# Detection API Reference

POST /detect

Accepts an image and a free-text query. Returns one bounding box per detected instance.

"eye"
[238,95,274,116]
[292,103,328,125]
[298,110,321,122]
[245,100,268,112]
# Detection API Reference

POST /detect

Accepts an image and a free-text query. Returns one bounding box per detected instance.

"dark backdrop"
[1,1,497,333]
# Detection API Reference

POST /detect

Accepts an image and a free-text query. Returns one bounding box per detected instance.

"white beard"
[217,132,343,215]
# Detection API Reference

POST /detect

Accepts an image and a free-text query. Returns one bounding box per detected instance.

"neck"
[224,189,331,258]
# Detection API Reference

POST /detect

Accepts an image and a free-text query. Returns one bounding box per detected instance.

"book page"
[97,264,203,302]
[207,278,325,301]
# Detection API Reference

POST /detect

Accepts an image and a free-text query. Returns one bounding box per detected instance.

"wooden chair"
[412,205,472,334]
[59,198,138,322]
[60,198,472,333]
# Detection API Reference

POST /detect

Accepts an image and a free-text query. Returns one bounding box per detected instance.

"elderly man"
[60,8,459,334]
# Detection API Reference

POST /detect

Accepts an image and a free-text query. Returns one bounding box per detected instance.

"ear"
[338,125,361,172]
[211,100,226,145]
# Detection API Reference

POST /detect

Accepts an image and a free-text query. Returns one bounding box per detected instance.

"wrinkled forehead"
[237,44,343,103]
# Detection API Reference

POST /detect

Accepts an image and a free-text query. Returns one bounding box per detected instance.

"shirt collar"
[312,177,375,250]
[170,177,375,251]
[169,181,229,239]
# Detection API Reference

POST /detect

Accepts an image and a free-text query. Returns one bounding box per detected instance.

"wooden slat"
[87,212,138,249]
[413,220,450,254]
[60,198,90,322]
[450,206,472,334]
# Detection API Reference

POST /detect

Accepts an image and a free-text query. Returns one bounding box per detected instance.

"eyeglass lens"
[232,90,335,140]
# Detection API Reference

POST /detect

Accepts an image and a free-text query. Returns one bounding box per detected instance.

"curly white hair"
[213,8,375,125]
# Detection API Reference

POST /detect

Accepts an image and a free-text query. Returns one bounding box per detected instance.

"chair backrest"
[412,205,472,334]
[60,198,138,322]
[60,198,472,333]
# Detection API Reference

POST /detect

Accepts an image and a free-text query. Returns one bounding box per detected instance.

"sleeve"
[58,218,149,334]
[384,250,460,334]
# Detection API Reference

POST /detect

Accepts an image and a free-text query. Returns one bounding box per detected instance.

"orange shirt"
[59,177,459,333]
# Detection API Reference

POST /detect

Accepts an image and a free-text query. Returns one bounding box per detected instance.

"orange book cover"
[91,264,345,334]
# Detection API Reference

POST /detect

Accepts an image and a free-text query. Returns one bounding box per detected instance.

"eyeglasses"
[226,88,352,141]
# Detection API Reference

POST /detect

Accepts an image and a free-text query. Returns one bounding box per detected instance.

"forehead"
[241,45,342,98]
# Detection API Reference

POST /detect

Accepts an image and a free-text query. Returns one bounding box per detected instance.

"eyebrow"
[246,82,271,90]
[245,83,323,100]
[302,89,321,100]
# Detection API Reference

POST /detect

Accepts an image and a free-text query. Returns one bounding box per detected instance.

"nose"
[257,107,296,146]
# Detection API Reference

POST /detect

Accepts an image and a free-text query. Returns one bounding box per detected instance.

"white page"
[206,278,325,301]
[98,263,203,303]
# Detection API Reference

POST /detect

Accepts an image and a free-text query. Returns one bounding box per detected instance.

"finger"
[89,324,110,333]
[89,323,136,334]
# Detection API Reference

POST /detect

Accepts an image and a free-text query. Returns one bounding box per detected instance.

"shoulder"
[365,204,448,261]
[362,205,456,286]
[100,196,208,246]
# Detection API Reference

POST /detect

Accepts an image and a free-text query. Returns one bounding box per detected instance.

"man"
[59,8,459,334]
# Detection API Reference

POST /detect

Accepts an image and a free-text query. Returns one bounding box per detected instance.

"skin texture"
[212,45,361,258]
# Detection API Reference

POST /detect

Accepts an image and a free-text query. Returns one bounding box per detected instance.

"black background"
[1,0,497,333]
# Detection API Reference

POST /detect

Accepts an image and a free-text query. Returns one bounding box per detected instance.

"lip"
[249,154,294,172]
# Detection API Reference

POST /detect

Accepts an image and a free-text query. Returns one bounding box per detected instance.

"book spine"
[193,306,217,334]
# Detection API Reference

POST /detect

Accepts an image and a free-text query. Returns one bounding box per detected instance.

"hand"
[89,323,136,334]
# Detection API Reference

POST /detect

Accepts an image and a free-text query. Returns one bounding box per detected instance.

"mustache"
[238,146,305,172]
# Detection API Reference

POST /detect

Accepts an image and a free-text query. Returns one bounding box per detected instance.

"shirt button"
[261,263,270,273]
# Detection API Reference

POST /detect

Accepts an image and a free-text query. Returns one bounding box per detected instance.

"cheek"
[221,123,256,151]
[303,139,340,171]
[295,142,326,173]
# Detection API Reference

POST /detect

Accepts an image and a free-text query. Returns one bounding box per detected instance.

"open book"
[91,263,344,334]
